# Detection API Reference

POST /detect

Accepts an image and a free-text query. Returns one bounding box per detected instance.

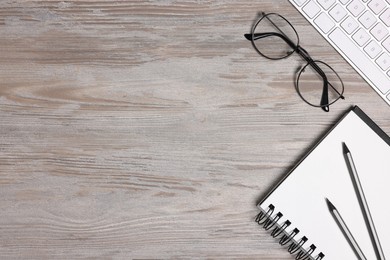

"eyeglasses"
[245,12,345,112]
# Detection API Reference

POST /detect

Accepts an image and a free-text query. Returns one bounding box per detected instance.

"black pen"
[326,198,367,260]
[343,142,385,260]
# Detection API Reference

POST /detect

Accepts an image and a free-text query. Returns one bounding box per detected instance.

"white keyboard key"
[370,22,389,41]
[376,52,390,70]
[382,36,390,52]
[329,28,390,94]
[341,16,359,34]
[303,1,321,18]
[317,0,336,10]
[364,40,383,58]
[368,0,387,14]
[314,13,336,33]
[340,0,352,4]
[347,0,366,17]
[353,28,371,45]
[291,0,309,6]
[330,4,348,22]
[359,10,377,29]
[380,9,390,26]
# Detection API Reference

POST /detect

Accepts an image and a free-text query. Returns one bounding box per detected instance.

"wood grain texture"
[0,0,389,259]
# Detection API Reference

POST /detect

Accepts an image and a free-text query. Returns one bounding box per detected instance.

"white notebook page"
[258,107,390,259]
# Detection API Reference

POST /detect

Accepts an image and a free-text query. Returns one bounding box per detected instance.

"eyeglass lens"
[252,13,299,60]
[297,61,344,108]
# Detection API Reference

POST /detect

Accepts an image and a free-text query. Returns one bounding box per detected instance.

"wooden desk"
[1,1,389,259]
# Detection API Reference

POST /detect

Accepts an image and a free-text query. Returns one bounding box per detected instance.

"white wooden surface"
[0,1,389,259]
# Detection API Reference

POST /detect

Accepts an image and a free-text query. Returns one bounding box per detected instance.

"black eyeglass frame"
[245,12,345,112]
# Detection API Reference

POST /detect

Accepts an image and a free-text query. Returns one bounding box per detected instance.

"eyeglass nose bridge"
[296,46,330,82]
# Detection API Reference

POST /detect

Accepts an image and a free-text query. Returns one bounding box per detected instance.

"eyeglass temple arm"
[244,32,297,50]
[245,32,317,66]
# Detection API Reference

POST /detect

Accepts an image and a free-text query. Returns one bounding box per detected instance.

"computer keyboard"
[288,0,390,105]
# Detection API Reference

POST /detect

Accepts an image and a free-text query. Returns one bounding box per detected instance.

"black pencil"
[326,198,367,260]
[343,142,385,260]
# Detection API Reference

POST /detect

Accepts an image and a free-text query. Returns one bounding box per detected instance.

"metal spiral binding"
[255,204,325,260]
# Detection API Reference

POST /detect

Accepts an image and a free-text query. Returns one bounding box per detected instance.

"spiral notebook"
[256,106,390,259]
